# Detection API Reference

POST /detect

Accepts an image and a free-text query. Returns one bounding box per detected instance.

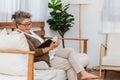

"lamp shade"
[69,0,89,4]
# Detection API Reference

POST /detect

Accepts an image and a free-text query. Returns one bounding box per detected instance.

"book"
[52,35,58,42]
[37,35,58,48]
[37,39,52,48]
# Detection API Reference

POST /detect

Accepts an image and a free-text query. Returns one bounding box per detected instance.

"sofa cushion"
[34,61,50,70]
[0,33,29,76]
[0,69,67,80]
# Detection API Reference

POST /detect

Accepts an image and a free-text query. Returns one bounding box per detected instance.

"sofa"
[0,21,89,80]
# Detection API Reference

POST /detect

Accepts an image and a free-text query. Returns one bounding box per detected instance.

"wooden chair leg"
[104,70,107,79]
[99,66,102,78]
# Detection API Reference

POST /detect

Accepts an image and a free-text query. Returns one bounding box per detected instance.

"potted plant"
[47,0,74,48]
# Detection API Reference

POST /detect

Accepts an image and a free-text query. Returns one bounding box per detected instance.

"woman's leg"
[67,68,78,80]
[54,48,74,59]
[50,56,78,80]
[55,48,84,73]
[55,48,98,79]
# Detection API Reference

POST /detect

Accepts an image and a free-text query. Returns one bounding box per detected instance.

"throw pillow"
[0,33,29,76]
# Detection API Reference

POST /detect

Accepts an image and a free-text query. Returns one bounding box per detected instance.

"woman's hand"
[50,39,60,49]
[43,39,60,53]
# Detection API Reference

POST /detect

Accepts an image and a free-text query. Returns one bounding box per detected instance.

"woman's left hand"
[50,39,60,48]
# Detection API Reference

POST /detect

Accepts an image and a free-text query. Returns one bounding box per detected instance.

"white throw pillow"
[0,33,30,76]
[0,28,7,35]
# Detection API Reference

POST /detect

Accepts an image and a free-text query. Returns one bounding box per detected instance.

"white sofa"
[0,22,89,80]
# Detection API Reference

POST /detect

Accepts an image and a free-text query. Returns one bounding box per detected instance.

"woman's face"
[17,18,32,33]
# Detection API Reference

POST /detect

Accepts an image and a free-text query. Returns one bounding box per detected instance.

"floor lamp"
[69,0,89,52]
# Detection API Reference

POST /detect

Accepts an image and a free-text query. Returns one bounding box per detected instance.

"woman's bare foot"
[80,70,98,80]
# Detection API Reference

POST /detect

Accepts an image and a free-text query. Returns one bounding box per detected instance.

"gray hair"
[11,11,32,24]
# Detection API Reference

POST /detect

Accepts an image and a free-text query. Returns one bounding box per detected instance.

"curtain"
[0,0,48,22]
[102,0,120,33]
[0,0,20,22]
[26,0,49,21]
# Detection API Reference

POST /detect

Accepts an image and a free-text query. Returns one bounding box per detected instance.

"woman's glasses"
[19,21,32,27]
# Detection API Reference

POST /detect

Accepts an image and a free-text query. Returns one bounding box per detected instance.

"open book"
[37,35,58,48]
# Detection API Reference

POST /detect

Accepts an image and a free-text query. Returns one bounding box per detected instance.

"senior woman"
[11,11,98,80]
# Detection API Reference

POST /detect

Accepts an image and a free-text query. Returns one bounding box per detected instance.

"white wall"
[81,0,105,68]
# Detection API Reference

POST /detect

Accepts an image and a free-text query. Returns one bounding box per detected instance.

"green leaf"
[51,0,55,4]
[55,0,61,5]
[63,4,70,11]
[48,3,53,8]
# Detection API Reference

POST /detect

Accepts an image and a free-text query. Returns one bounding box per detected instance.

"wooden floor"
[89,70,120,80]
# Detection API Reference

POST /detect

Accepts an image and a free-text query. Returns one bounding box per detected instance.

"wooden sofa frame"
[0,21,88,80]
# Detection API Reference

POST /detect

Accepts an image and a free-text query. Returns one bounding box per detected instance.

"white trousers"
[50,48,85,80]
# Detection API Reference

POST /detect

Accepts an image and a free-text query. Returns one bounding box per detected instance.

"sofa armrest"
[45,37,88,54]
[0,49,35,80]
